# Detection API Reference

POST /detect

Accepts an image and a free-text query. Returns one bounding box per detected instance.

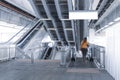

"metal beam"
[52,19,63,45]
[41,0,52,18]
[0,0,35,19]
[54,0,70,45]
[67,0,75,42]
[28,0,40,18]
[43,21,54,40]
[29,0,54,40]
[41,0,63,45]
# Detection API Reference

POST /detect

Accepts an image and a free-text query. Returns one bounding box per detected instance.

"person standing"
[80,37,89,61]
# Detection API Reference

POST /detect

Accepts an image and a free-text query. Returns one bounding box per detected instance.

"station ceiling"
[32,0,84,46]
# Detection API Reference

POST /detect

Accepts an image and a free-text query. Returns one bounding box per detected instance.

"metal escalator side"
[50,47,59,60]
[44,47,52,59]
[40,47,49,59]
[41,47,53,59]
[48,47,55,59]
[16,19,41,44]
[40,46,57,60]
[17,20,43,48]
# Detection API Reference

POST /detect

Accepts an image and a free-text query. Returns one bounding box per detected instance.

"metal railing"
[15,46,31,59]
[0,45,16,61]
[60,47,71,67]
[90,44,105,69]
[0,12,39,62]
[17,20,43,49]
[16,46,48,63]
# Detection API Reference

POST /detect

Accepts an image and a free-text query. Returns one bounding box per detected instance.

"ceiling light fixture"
[114,17,120,21]
[69,10,98,20]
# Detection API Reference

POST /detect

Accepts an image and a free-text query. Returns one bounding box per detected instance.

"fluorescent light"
[48,28,56,30]
[95,24,110,33]
[69,10,98,20]
[108,22,114,25]
[104,25,109,28]
[114,17,120,21]
[40,18,51,20]
[68,41,74,42]
[64,28,73,30]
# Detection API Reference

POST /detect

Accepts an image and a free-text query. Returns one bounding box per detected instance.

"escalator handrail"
[45,47,52,59]
[43,47,50,59]
[15,19,41,44]
[0,18,38,44]
[40,47,48,59]
[16,21,43,47]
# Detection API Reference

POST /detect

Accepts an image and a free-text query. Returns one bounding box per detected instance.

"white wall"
[89,29,106,47]
[105,22,120,80]
[89,21,120,80]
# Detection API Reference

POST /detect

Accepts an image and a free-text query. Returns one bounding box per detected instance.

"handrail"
[0,18,38,44]
[90,44,105,69]
[0,45,15,60]
[60,47,71,66]
[15,46,31,59]
[17,21,43,48]
[43,47,50,59]
[16,46,25,55]
[9,18,38,43]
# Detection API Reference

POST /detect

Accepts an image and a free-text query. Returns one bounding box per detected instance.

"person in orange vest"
[80,37,89,61]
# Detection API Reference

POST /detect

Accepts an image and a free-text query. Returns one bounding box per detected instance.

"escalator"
[16,20,43,49]
[41,47,53,60]
[44,48,52,59]
[40,47,48,59]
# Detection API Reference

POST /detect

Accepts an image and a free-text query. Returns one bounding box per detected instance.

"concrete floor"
[0,59,114,80]
[69,58,96,68]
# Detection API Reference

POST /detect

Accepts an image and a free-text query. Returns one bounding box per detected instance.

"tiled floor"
[0,59,114,80]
